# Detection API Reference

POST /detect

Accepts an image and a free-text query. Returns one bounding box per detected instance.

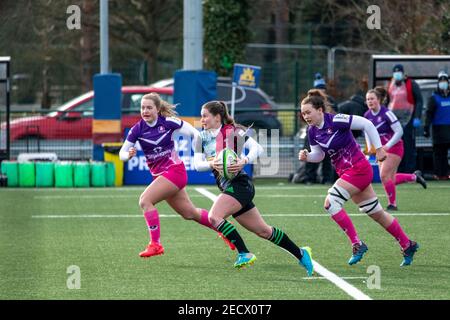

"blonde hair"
[300,89,334,113]
[142,92,177,117]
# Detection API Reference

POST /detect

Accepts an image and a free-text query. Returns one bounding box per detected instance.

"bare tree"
[285,0,450,99]
[108,0,183,83]
[80,0,97,91]
[319,0,449,54]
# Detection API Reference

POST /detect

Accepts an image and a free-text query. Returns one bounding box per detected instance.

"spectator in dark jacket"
[424,71,450,180]
[337,94,368,138]
[312,73,338,112]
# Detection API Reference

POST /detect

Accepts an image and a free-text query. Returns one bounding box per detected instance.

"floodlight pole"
[0,57,10,160]
[100,0,109,73]
[231,83,237,118]
[183,0,203,70]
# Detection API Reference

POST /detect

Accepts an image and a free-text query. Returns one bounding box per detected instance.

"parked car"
[151,77,283,135]
[8,86,174,141]
[8,77,283,142]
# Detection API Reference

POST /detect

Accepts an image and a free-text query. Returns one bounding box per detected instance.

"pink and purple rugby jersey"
[126,116,183,176]
[308,113,367,176]
[364,105,401,147]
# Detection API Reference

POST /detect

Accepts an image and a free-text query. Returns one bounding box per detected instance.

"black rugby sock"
[268,227,303,260]
[217,220,249,254]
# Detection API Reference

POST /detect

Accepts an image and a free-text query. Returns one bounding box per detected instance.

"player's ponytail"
[159,100,177,117]
[219,101,235,125]
[301,89,334,113]
[372,86,388,105]
[142,92,177,117]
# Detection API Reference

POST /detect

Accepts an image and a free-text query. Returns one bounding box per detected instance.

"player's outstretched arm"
[300,145,324,162]
[119,140,136,161]
[351,116,386,162]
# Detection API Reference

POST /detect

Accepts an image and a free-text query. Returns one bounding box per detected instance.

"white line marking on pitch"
[33,194,203,199]
[194,187,224,200]
[302,276,368,280]
[31,212,450,219]
[255,194,387,198]
[208,184,450,190]
[33,194,326,200]
[2,184,450,193]
[257,213,450,217]
[31,214,179,219]
[194,187,372,301]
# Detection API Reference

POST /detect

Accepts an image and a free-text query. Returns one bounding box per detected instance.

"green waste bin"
[55,161,74,188]
[36,162,54,187]
[105,162,115,187]
[1,161,19,187]
[74,162,90,187]
[91,162,106,187]
[102,142,123,186]
[19,162,36,187]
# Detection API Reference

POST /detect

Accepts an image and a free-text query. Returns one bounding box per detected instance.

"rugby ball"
[216,148,238,180]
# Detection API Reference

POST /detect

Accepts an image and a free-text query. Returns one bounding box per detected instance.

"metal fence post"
[294,60,299,135]
[308,23,313,87]
[143,60,148,85]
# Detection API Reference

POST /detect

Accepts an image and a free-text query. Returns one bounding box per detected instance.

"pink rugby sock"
[144,209,161,244]
[383,180,397,206]
[198,209,215,230]
[395,173,416,185]
[386,218,410,250]
[331,209,360,245]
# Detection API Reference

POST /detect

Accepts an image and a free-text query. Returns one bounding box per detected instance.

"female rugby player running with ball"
[194,100,313,275]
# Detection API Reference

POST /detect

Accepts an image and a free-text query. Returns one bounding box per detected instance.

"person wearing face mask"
[424,71,450,180]
[386,64,423,173]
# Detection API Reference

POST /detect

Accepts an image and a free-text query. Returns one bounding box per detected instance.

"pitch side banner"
[122,129,253,185]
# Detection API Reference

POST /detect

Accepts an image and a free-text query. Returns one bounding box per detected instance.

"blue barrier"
[368,154,381,183]
[92,73,122,161]
[173,70,217,117]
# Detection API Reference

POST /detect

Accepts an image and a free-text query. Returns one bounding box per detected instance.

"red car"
[9,86,174,141]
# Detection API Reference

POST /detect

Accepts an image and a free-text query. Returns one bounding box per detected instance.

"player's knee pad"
[325,184,350,215]
[358,197,383,215]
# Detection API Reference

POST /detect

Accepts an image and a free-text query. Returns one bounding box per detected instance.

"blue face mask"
[438,81,449,91]
[393,72,403,81]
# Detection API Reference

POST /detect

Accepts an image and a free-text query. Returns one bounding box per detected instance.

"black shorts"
[222,174,255,218]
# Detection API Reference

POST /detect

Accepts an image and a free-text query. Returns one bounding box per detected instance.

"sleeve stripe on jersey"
[333,114,351,123]
[166,117,182,126]
[333,118,349,123]
[386,111,399,123]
